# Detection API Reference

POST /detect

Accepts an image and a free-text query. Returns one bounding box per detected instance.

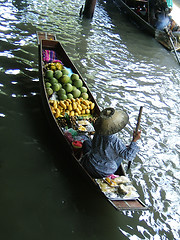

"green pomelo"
[57,82,62,89]
[45,82,51,88]
[58,88,66,96]
[46,88,53,96]
[72,86,77,91]
[57,88,66,97]
[73,79,83,88]
[71,73,79,81]
[67,93,74,100]
[81,92,89,100]
[79,86,87,93]
[61,69,69,75]
[52,83,61,92]
[59,94,67,100]
[45,70,54,79]
[50,77,58,84]
[64,83,73,93]
[54,70,62,79]
[60,75,70,84]
[72,89,81,98]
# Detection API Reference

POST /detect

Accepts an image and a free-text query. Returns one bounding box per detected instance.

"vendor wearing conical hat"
[81,107,141,178]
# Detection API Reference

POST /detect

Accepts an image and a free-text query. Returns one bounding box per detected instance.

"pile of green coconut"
[44,68,89,100]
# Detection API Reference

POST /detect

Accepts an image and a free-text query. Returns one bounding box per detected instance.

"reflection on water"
[0,0,179,239]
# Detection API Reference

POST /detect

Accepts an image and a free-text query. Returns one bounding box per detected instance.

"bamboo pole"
[164,29,180,65]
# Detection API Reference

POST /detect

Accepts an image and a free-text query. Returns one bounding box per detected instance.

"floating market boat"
[108,0,180,53]
[37,31,148,211]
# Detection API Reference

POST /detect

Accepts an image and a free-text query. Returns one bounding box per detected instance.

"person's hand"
[132,130,141,142]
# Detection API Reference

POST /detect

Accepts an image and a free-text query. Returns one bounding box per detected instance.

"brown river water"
[0,0,179,239]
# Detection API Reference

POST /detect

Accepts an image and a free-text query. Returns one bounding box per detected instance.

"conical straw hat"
[94,107,129,135]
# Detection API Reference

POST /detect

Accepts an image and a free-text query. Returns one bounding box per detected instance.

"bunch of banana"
[45,62,63,71]
[49,98,95,118]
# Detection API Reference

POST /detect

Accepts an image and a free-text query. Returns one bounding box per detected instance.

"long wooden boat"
[37,31,148,211]
[109,0,180,52]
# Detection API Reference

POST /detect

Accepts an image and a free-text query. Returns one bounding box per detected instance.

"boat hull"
[37,31,148,211]
[109,0,180,52]
[113,0,155,36]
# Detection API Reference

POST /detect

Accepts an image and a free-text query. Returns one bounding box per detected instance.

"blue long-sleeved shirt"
[81,133,140,178]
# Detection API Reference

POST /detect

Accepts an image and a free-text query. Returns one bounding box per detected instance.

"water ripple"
[0,0,179,239]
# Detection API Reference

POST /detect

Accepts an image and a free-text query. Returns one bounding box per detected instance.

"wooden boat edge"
[111,0,180,51]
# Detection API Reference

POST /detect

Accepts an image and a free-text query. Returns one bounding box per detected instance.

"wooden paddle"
[127,106,143,171]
